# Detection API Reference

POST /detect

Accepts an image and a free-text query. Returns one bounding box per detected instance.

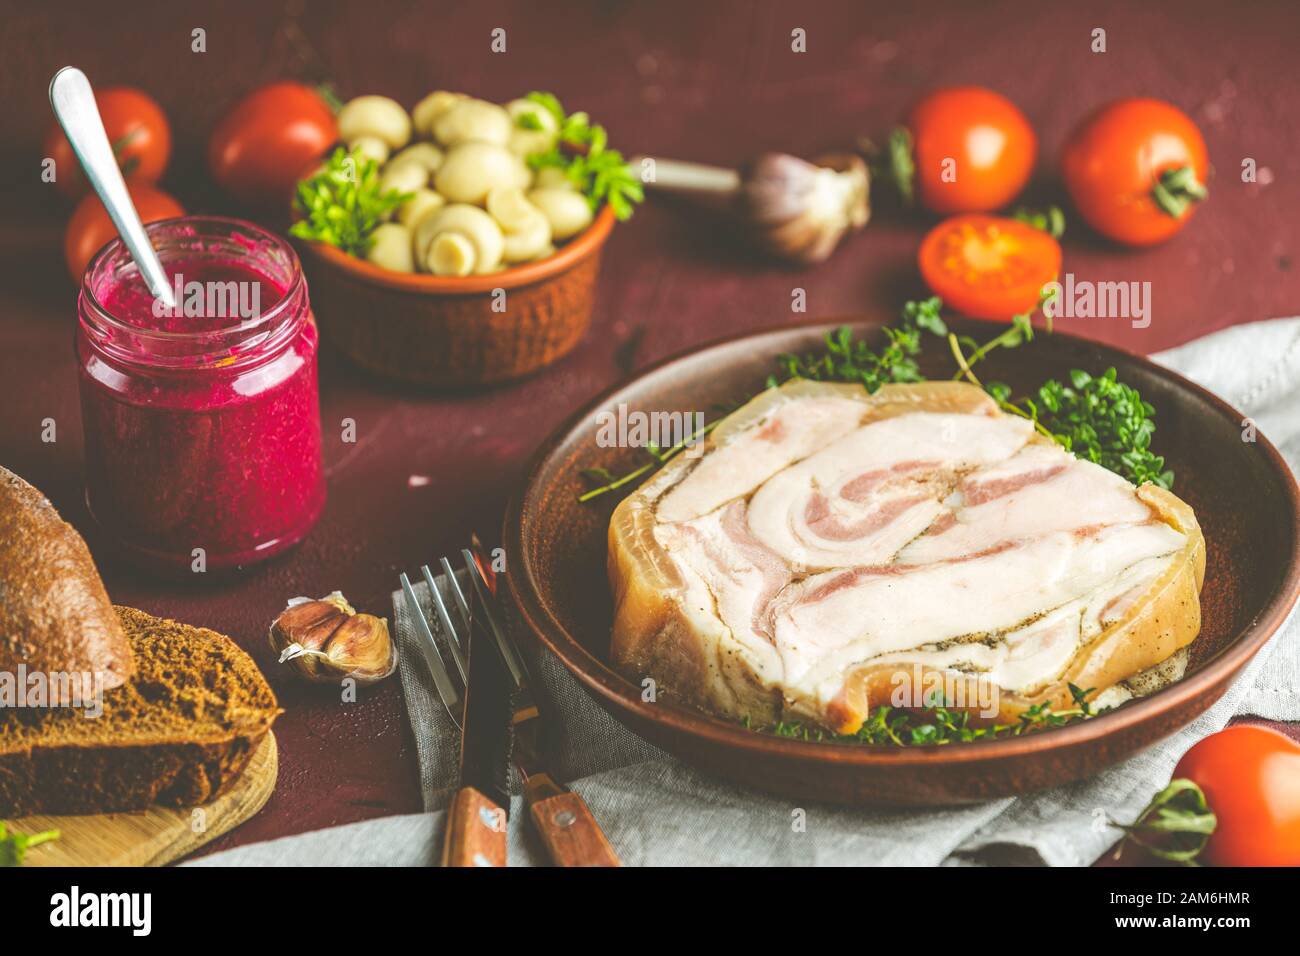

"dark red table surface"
[1,0,1297,863]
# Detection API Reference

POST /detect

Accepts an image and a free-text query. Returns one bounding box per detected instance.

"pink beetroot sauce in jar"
[77,217,325,572]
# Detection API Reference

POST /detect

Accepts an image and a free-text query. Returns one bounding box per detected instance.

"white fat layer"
[775,522,1185,688]
[654,505,789,682]
[656,397,865,524]
[826,553,1173,700]
[899,445,1156,565]
[746,412,1033,567]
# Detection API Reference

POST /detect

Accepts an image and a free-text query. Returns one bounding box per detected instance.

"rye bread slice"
[0,466,133,699]
[0,606,280,816]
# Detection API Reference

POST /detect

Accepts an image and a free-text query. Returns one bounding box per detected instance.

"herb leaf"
[770,297,948,394]
[765,690,1104,747]
[290,147,412,257]
[0,821,59,867]
[524,91,644,221]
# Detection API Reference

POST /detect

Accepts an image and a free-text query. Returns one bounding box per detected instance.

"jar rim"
[78,217,306,369]
[80,215,306,348]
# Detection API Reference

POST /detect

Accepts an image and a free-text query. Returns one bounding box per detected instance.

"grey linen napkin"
[191,317,1300,867]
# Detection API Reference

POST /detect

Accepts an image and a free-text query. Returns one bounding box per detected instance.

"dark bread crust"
[0,606,280,816]
[0,466,133,699]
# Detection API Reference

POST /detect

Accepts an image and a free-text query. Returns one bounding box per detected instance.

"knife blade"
[462,542,621,866]
[440,567,514,867]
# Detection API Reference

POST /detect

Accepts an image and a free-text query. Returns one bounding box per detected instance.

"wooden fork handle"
[442,786,508,867]
[525,774,621,867]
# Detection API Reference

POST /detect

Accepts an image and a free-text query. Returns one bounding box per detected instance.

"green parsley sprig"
[522,91,644,220]
[290,147,412,257]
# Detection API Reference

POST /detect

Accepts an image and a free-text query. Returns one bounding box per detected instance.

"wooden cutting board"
[10,732,277,867]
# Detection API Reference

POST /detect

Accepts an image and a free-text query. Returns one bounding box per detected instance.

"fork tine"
[399,572,462,729]
[439,556,472,634]
[422,564,467,684]
[462,549,528,688]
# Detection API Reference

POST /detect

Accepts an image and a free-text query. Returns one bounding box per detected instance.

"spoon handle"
[49,66,175,308]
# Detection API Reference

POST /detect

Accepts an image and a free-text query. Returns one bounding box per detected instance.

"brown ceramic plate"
[504,316,1300,805]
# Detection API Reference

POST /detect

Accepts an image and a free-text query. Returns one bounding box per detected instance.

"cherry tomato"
[1062,98,1208,246]
[65,183,184,283]
[44,88,171,201]
[917,215,1061,320]
[904,87,1036,214]
[1174,724,1300,867]
[209,82,338,209]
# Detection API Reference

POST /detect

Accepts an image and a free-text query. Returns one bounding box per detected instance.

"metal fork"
[400,549,621,867]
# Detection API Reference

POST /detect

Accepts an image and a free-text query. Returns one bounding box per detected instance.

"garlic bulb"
[269,592,397,685]
[737,152,871,264]
[415,203,505,275]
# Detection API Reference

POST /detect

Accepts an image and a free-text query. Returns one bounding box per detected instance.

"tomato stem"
[887,127,915,206]
[1152,165,1208,218]
[1114,777,1217,864]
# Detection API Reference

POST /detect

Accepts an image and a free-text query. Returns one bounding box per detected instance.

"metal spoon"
[49,66,176,308]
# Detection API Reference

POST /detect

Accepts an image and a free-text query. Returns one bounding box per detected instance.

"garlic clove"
[268,593,396,686]
[323,615,397,684]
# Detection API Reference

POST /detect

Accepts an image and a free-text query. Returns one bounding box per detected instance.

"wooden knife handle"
[526,774,621,867]
[442,786,508,867]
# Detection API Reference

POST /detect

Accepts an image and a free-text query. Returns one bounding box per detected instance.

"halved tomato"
[918,215,1061,320]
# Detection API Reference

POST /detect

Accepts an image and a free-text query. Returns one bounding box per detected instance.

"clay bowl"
[296,204,615,387]
[504,316,1300,806]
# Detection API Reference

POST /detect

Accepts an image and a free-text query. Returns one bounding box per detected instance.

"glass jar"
[76,217,325,572]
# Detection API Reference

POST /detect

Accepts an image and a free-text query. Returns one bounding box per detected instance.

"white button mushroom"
[338,95,412,153]
[486,187,553,262]
[527,187,594,240]
[380,160,430,196]
[350,135,391,166]
[414,204,505,276]
[366,223,415,273]
[389,142,444,175]
[412,91,467,139]
[434,142,530,205]
[432,99,512,147]
[532,165,577,191]
[398,188,446,231]
[505,98,559,157]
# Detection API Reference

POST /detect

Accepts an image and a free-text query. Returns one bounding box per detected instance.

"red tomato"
[905,87,1037,214]
[44,88,171,201]
[1174,725,1300,867]
[209,82,338,209]
[65,183,184,283]
[1062,98,1208,246]
[918,215,1061,320]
